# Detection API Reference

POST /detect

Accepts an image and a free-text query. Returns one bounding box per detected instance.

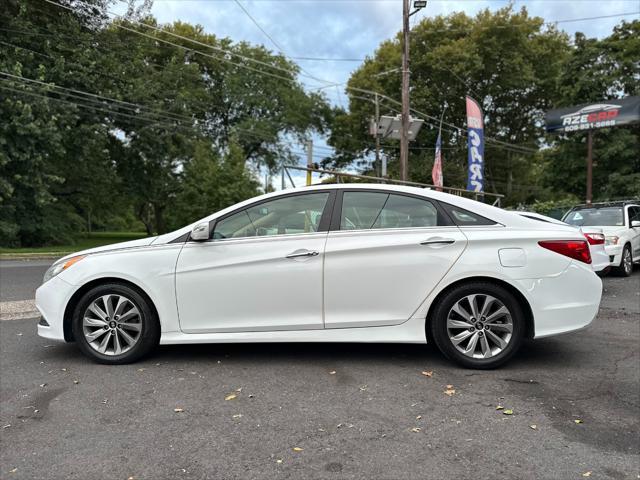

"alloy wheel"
[446,294,513,359]
[623,249,632,275]
[82,294,142,356]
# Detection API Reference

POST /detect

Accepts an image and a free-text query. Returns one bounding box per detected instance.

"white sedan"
[36,184,602,369]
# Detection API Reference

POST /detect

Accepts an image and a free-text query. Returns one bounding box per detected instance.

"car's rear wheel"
[72,283,159,364]
[429,282,526,369]
[613,244,633,277]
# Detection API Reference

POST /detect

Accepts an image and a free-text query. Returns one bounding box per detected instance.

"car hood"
[56,236,158,264]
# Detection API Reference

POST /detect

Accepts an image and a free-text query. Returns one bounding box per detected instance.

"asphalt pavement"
[0,260,638,480]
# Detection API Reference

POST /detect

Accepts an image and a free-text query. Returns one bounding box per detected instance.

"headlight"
[604,236,619,246]
[42,255,85,284]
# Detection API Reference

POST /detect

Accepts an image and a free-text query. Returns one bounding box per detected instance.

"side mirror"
[632,220,640,228]
[190,222,210,241]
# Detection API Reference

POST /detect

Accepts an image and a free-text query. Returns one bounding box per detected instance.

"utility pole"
[306,139,313,186]
[586,130,593,205]
[374,93,381,179]
[400,0,410,181]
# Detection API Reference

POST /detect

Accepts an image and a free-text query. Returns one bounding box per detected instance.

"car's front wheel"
[429,282,526,369]
[613,244,633,277]
[72,283,160,364]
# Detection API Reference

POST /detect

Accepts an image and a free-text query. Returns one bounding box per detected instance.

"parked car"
[563,201,640,277]
[36,184,602,369]
[515,211,610,274]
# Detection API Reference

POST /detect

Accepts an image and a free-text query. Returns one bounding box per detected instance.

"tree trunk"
[136,203,154,236]
[154,203,167,234]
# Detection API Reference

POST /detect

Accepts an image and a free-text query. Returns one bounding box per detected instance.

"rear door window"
[340,192,442,230]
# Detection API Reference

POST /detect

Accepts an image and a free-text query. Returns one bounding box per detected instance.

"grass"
[0,232,149,256]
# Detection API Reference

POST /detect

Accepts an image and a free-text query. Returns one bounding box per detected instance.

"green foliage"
[327,6,570,206]
[542,20,640,202]
[526,195,581,220]
[1,0,328,246]
[326,9,638,207]
[166,140,259,230]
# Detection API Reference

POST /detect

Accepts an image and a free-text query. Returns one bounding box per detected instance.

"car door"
[323,190,468,328]
[175,191,334,333]
[629,206,640,257]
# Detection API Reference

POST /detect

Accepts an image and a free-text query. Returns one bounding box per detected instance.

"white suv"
[563,201,640,277]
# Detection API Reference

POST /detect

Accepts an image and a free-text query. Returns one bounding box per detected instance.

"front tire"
[72,283,160,364]
[613,244,633,277]
[429,282,526,369]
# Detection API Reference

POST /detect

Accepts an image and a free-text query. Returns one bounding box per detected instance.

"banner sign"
[545,96,640,134]
[466,96,484,192]
[432,132,443,191]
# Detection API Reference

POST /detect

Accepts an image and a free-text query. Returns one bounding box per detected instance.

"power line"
[38,0,571,154]
[231,0,334,87]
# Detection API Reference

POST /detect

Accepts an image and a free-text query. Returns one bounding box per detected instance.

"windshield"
[563,207,624,227]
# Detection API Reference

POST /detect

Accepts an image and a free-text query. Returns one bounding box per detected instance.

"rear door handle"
[286,250,319,259]
[420,238,456,246]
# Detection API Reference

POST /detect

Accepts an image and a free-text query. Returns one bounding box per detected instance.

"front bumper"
[35,275,76,342]
[604,244,623,266]
[515,262,602,338]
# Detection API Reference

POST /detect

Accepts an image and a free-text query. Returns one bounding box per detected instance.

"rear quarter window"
[440,203,498,226]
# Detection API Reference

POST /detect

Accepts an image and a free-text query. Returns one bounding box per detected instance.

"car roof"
[570,200,639,210]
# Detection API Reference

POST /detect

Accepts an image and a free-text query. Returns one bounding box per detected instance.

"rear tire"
[72,283,160,364]
[429,282,526,369]
[613,244,633,277]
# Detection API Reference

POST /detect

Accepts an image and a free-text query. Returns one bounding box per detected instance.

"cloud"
[149,0,638,101]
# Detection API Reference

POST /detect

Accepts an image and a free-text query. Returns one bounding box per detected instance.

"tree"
[326,6,571,205]
[542,21,640,202]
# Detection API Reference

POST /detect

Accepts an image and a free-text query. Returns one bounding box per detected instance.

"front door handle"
[420,238,456,246]
[286,250,320,259]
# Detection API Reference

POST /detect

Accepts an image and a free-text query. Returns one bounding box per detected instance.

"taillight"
[584,233,605,245]
[538,240,592,264]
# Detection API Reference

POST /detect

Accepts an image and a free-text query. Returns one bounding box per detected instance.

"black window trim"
[188,189,337,243]
[438,201,500,227]
[329,188,456,232]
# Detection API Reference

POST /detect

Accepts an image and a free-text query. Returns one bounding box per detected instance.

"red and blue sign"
[466,96,484,193]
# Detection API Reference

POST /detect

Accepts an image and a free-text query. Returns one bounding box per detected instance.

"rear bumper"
[515,262,602,338]
[35,276,76,342]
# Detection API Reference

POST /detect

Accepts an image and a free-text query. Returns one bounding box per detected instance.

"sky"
[141,0,639,188]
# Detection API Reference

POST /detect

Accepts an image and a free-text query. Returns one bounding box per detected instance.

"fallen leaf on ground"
[174,408,184,413]
[582,472,592,477]
[225,394,237,401]
[292,447,303,452]
[530,425,537,430]
[574,419,583,424]
[496,405,504,410]
[503,409,514,415]
[421,371,433,377]
[410,427,421,433]
[444,386,456,396]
